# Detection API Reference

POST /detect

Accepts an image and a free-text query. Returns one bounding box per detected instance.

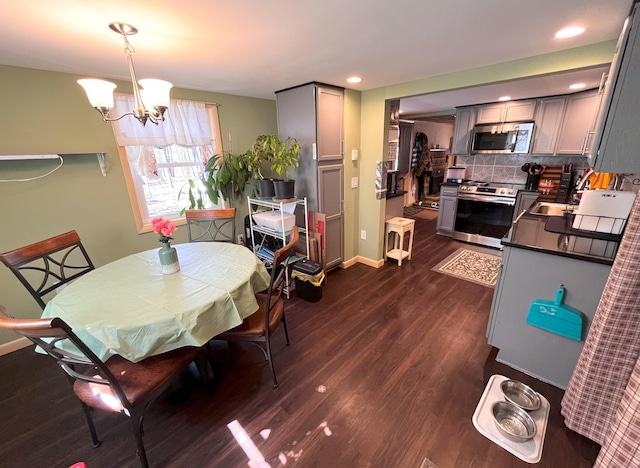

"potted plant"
[180,150,252,212]
[244,139,274,197]
[250,134,300,200]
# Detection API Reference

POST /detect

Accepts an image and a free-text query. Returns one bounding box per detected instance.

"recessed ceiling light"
[346,76,362,84]
[555,26,585,39]
[498,96,511,101]
[569,82,586,90]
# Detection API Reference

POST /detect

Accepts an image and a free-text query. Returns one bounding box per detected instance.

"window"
[112,96,222,232]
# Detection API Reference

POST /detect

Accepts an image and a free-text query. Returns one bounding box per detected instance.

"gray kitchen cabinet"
[318,164,344,269]
[451,107,475,155]
[436,185,458,236]
[591,3,640,173]
[276,82,345,269]
[531,97,565,154]
[512,190,539,222]
[476,100,536,124]
[487,244,611,389]
[555,89,599,155]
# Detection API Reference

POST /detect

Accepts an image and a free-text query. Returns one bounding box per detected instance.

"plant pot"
[258,178,276,198]
[273,179,296,200]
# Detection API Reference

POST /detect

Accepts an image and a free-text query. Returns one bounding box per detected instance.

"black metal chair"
[185,208,236,243]
[0,231,94,309]
[216,226,298,388]
[0,305,211,468]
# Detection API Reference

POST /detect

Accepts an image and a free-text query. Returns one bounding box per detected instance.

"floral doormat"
[432,248,502,287]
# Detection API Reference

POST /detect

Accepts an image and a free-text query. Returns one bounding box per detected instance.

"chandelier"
[78,23,173,126]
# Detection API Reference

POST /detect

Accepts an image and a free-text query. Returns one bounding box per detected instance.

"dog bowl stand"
[472,374,549,463]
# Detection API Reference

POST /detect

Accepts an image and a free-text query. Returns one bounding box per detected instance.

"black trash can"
[292,259,324,302]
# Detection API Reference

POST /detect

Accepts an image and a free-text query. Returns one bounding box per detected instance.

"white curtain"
[111,95,219,178]
[112,95,215,146]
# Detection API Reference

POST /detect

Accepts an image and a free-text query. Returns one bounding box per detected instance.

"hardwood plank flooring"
[0,212,600,467]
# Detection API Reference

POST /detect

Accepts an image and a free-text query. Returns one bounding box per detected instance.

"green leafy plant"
[180,151,253,212]
[250,134,300,180]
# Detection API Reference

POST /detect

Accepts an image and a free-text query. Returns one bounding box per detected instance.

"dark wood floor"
[0,210,600,468]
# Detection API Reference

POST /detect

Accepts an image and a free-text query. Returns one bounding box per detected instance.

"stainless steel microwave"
[471,121,535,154]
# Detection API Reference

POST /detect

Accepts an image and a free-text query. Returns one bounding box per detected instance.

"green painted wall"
[0,64,276,345]
[342,89,361,262]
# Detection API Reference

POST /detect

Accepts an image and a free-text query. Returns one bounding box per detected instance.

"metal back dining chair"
[216,226,298,388]
[0,305,209,468]
[0,231,95,309]
[185,208,237,243]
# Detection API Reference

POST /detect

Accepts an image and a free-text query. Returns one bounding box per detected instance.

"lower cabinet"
[436,185,458,236]
[486,245,611,389]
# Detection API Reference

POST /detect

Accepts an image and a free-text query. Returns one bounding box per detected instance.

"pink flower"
[151,217,177,243]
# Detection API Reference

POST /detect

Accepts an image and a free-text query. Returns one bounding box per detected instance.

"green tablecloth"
[42,242,271,362]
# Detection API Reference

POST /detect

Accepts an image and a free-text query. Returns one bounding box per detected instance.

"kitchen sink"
[529,202,577,216]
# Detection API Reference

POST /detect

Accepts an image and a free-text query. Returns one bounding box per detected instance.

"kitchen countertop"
[385,189,407,199]
[502,213,619,265]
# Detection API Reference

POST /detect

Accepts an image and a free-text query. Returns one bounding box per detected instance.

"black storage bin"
[293,259,324,302]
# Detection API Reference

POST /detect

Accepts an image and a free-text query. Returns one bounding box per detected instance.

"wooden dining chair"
[216,226,298,388]
[0,305,211,468]
[0,231,95,310]
[185,208,237,243]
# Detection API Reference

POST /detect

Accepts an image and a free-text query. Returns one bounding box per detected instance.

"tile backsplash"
[455,153,590,184]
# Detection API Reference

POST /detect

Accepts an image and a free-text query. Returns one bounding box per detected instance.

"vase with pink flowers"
[152,217,180,274]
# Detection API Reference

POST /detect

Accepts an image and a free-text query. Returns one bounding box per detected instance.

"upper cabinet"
[590,3,640,173]
[451,90,601,156]
[531,97,565,155]
[475,100,536,124]
[452,107,476,155]
[555,89,599,155]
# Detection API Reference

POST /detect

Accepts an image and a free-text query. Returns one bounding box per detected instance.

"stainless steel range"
[453,181,519,248]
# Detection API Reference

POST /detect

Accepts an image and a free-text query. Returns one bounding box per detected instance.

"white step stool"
[384,217,415,266]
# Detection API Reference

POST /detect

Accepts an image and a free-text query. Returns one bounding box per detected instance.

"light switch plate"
[351,149,358,160]
[351,177,358,188]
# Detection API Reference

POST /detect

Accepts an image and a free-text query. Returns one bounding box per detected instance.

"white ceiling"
[0,0,633,113]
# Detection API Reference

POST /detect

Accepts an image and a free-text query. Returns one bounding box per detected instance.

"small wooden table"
[384,217,415,266]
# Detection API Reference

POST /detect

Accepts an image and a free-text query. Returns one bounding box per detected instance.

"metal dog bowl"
[500,379,541,411]
[491,401,537,442]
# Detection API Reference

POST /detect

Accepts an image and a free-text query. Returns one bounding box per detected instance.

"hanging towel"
[587,172,615,189]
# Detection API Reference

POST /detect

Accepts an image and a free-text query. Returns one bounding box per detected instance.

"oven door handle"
[457,194,515,205]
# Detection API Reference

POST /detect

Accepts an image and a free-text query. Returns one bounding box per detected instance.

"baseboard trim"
[0,337,32,356]
[341,256,359,268]
[355,256,385,268]
[339,256,386,269]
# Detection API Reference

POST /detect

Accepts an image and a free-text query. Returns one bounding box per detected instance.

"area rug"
[432,248,502,287]
[403,206,423,217]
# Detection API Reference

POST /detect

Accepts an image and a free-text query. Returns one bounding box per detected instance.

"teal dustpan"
[526,285,584,341]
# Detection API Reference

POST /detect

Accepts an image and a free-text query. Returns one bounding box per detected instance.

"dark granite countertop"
[386,189,407,199]
[502,213,619,265]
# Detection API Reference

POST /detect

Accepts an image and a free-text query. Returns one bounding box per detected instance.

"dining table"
[41,242,271,362]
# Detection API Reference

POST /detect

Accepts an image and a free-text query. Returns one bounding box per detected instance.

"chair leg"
[265,339,278,388]
[131,415,149,468]
[80,403,102,448]
[282,313,290,346]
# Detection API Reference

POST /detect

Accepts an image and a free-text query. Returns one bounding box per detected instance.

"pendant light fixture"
[78,23,173,126]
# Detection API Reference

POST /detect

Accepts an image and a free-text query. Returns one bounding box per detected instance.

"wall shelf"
[0,153,108,176]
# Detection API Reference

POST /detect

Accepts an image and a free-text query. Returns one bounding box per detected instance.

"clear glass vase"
[158,241,180,274]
